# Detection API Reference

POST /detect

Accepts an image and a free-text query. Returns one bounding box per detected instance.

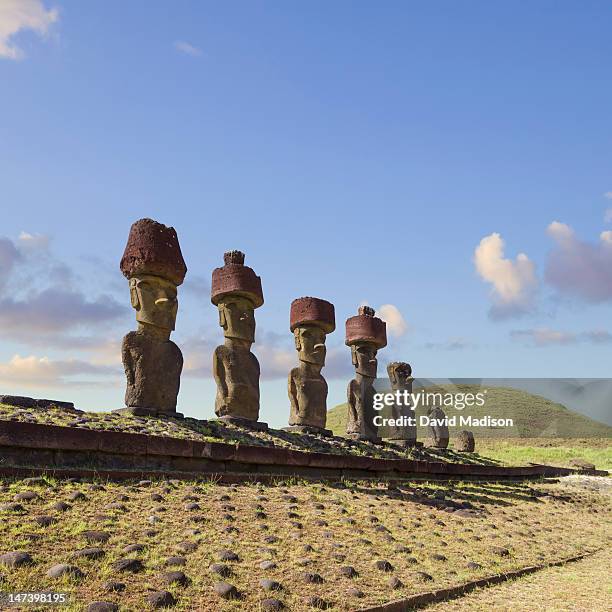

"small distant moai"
[118,218,187,417]
[427,405,450,449]
[285,297,336,436]
[345,306,387,443]
[455,430,475,452]
[385,361,417,447]
[211,250,267,429]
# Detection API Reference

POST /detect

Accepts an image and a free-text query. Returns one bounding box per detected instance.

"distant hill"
[327,385,612,439]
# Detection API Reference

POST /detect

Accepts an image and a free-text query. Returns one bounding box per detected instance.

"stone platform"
[0,420,606,483]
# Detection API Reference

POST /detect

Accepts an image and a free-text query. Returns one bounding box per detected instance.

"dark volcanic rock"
[161,570,190,586]
[87,603,118,612]
[214,581,239,599]
[210,563,232,577]
[262,599,285,610]
[47,563,84,579]
[165,556,186,567]
[146,590,176,609]
[73,548,105,560]
[217,549,239,562]
[260,579,282,591]
[0,551,33,568]
[388,576,403,589]
[374,560,394,572]
[305,596,330,609]
[102,581,125,593]
[260,560,277,570]
[347,588,364,598]
[112,558,144,573]
[339,566,358,578]
[301,572,324,584]
[83,531,110,544]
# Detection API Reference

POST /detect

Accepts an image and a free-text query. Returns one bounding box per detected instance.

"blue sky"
[1,1,612,426]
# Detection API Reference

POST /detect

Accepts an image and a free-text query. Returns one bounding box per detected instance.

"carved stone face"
[130,274,178,331]
[294,325,326,366]
[388,362,412,388]
[351,343,378,378]
[219,296,256,343]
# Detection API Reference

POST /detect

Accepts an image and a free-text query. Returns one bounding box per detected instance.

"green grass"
[327,385,612,439]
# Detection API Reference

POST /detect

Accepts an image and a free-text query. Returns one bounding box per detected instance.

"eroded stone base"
[347,433,383,444]
[217,416,268,431]
[385,439,419,449]
[283,425,334,437]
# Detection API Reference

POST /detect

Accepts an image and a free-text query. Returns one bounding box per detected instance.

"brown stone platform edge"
[0,421,607,481]
[358,549,602,611]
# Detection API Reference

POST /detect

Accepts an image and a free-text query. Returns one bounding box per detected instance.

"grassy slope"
[328,386,612,470]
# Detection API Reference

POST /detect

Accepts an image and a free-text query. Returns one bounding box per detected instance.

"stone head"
[387,362,413,388]
[294,325,327,366]
[218,295,256,343]
[351,343,378,378]
[130,274,178,331]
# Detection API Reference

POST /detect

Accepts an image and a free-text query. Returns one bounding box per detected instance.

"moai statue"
[427,405,450,449]
[345,306,387,443]
[385,362,417,447]
[211,251,267,429]
[118,218,187,417]
[285,297,336,436]
[455,430,475,452]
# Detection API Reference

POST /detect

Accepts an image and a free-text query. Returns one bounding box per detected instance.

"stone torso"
[213,344,260,420]
[387,389,416,442]
[346,377,378,439]
[428,406,450,448]
[288,366,328,429]
[122,331,183,414]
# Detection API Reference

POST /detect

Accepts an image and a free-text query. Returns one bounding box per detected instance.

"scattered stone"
[151,493,164,502]
[161,570,190,586]
[73,548,105,560]
[102,581,125,592]
[68,491,87,501]
[264,535,279,544]
[112,558,144,573]
[87,603,118,612]
[210,563,232,577]
[431,553,447,561]
[490,546,510,557]
[185,503,200,511]
[47,563,84,579]
[455,430,475,452]
[83,531,110,544]
[214,581,239,600]
[165,556,186,567]
[34,515,56,527]
[14,491,39,502]
[122,544,145,554]
[217,549,239,562]
[301,572,324,584]
[388,576,403,589]
[146,590,176,608]
[305,596,330,609]
[0,551,33,568]
[339,566,358,578]
[52,501,71,512]
[347,587,364,598]
[374,560,394,572]
[260,560,277,570]
[262,598,285,610]
[467,561,482,570]
[0,503,25,513]
[260,579,282,591]
[414,571,434,581]
[176,541,198,553]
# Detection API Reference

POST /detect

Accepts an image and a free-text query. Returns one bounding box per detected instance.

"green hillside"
[327,385,612,439]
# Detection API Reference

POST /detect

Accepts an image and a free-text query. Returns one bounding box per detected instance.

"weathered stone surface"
[119,218,186,418]
[259,578,282,591]
[112,558,144,573]
[427,406,449,449]
[146,590,176,608]
[455,430,475,452]
[374,560,394,572]
[86,602,118,612]
[345,307,385,442]
[161,570,190,586]
[382,362,417,445]
[102,581,125,592]
[569,458,596,471]
[212,251,263,422]
[122,330,183,416]
[262,599,285,610]
[83,531,110,544]
[288,297,335,431]
[120,218,187,286]
[73,548,105,560]
[214,581,239,599]
[47,563,84,579]
[0,551,33,567]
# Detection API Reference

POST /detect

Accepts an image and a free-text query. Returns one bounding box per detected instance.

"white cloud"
[0,0,58,60]
[174,40,202,57]
[545,221,612,302]
[511,328,612,347]
[473,233,537,319]
[0,354,117,388]
[18,231,50,251]
[378,304,408,338]
[604,208,612,224]
[423,338,474,351]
